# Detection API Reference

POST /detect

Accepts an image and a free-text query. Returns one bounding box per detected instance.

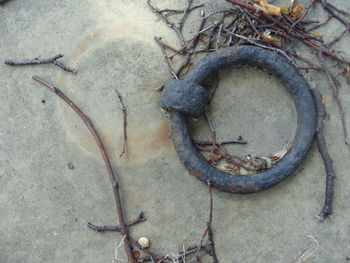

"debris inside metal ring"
[160,45,317,194]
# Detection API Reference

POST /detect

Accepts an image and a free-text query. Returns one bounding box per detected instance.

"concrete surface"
[1,0,350,262]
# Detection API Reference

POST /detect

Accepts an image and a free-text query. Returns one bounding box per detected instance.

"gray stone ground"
[1,0,350,262]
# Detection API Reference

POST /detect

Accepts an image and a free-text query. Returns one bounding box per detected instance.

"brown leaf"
[199,35,209,45]
[281,4,304,19]
[261,32,281,47]
[309,31,323,39]
[253,0,282,16]
[133,251,140,261]
[344,65,350,76]
[291,4,303,17]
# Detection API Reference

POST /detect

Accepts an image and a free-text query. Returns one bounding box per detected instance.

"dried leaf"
[291,4,304,17]
[261,31,280,47]
[133,251,140,261]
[253,0,281,16]
[199,35,209,45]
[309,31,323,39]
[281,4,304,18]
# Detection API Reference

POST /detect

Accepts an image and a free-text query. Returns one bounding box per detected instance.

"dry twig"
[310,87,336,220]
[195,181,218,263]
[5,54,77,74]
[87,212,146,232]
[116,89,128,157]
[32,76,134,263]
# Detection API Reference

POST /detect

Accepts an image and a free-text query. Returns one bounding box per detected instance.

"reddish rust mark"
[119,119,173,163]
[152,119,172,150]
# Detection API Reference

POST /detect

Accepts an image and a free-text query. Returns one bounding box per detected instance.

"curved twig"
[32,76,134,263]
[310,87,336,220]
[5,54,77,74]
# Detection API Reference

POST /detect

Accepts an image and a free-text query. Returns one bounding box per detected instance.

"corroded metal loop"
[160,79,209,117]
[163,45,316,193]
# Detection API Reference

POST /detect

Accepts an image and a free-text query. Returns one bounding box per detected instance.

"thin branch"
[168,11,206,61]
[147,0,185,46]
[32,76,134,263]
[155,4,203,15]
[116,89,128,158]
[5,54,77,74]
[307,15,332,31]
[179,0,194,32]
[87,212,146,232]
[241,8,260,36]
[207,183,218,263]
[289,0,317,32]
[317,52,350,147]
[154,36,179,79]
[204,111,217,164]
[292,53,323,72]
[193,138,247,146]
[175,54,191,76]
[326,2,350,16]
[317,0,349,27]
[195,181,217,262]
[223,29,294,63]
[310,88,336,220]
[327,26,350,47]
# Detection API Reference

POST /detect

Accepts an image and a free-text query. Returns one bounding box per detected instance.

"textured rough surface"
[1,0,350,263]
[160,79,208,117]
[171,46,316,193]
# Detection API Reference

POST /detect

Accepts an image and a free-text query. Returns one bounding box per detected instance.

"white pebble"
[138,237,150,248]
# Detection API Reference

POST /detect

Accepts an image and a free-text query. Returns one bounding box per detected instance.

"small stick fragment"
[116,89,128,157]
[215,23,224,50]
[307,15,332,31]
[154,37,178,79]
[224,30,294,62]
[292,53,323,72]
[204,111,217,164]
[327,26,350,47]
[5,54,77,74]
[317,52,350,148]
[179,0,194,32]
[326,2,350,16]
[317,0,349,27]
[193,139,247,146]
[155,4,203,15]
[87,212,146,232]
[195,181,217,262]
[32,76,134,263]
[289,0,317,32]
[147,0,185,46]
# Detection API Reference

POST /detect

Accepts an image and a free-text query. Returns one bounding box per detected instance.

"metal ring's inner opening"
[188,66,297,174]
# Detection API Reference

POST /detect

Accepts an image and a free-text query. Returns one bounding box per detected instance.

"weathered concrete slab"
[1,0,350,262]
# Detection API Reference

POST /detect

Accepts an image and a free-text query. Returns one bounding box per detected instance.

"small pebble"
[138,237,150,248]
[67,162,75,170]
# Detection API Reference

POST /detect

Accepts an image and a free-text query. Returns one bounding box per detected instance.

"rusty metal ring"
[162,46,316,193]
